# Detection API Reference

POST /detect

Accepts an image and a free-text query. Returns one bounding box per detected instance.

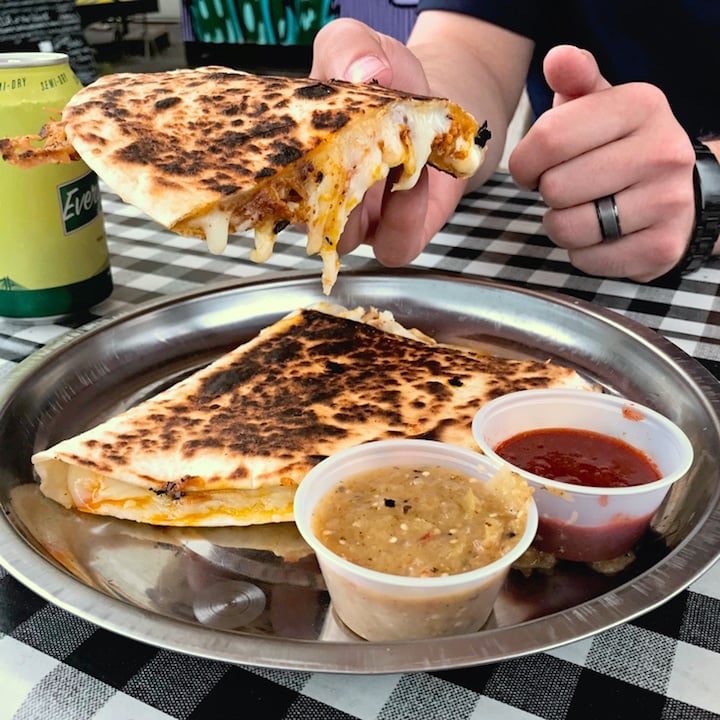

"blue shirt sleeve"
[416,0,547,41]
[414,0,720,139]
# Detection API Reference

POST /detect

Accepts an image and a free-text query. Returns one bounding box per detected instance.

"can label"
[60,169,102,233]
[0,52,112,318]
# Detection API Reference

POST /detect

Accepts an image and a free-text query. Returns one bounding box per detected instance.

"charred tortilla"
[32,306,593,528]
[0,67,489,293]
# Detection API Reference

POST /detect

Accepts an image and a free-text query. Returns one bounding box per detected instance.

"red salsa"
[495,428,661,488]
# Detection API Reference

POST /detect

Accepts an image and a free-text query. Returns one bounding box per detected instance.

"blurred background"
[0,1,419,79]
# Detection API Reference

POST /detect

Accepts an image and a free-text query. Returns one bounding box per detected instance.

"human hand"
[509,45,696,281]
[310,18,470,266]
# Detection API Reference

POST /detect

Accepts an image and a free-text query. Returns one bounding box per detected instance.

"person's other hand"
[510,44,695,281]
[310,18,469,266]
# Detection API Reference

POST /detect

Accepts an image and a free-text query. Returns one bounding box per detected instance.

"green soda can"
[0,52,112,318]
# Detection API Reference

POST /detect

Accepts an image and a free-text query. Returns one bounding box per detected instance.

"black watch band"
[674,141,720,274]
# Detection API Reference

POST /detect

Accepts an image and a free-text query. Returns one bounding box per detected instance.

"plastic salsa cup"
[293,439,538,641]
[471,388,694,562]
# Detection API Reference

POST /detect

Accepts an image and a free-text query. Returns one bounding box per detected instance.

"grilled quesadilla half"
[0,67,489,294]
[32,306,594,528]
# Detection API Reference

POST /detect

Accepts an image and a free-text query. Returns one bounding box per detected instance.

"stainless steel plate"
[1,269,719,673]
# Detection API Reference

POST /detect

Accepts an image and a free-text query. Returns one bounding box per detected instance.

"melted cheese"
[39,463,295,527]
[185,101,483,295]
[250,222,276,264]
[196,207,231,255]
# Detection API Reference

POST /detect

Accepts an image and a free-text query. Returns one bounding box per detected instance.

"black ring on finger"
[594,194,623,241]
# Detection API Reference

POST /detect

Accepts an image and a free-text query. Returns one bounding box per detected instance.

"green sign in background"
[188,0,338,45]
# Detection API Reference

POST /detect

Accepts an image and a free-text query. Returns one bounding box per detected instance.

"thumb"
[311,18,429,94]
[543,45,611,106]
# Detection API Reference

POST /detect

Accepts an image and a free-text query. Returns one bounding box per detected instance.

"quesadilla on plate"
[32,305,594,528]
[0,67,489,294]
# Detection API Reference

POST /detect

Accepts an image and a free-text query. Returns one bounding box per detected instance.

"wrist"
[673,141,720,274]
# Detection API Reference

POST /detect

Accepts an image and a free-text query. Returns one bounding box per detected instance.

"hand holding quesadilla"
[0,67,489,294]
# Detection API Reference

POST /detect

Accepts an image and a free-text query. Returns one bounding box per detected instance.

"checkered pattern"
[1,174,719,719]
[2,562,719,720]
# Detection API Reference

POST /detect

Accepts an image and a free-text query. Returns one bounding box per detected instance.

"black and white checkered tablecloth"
[1,174,719,719]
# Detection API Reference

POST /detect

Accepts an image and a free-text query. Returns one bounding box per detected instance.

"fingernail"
[346,55,388,83]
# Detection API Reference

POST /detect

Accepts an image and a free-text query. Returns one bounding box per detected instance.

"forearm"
[408,11,533,189]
